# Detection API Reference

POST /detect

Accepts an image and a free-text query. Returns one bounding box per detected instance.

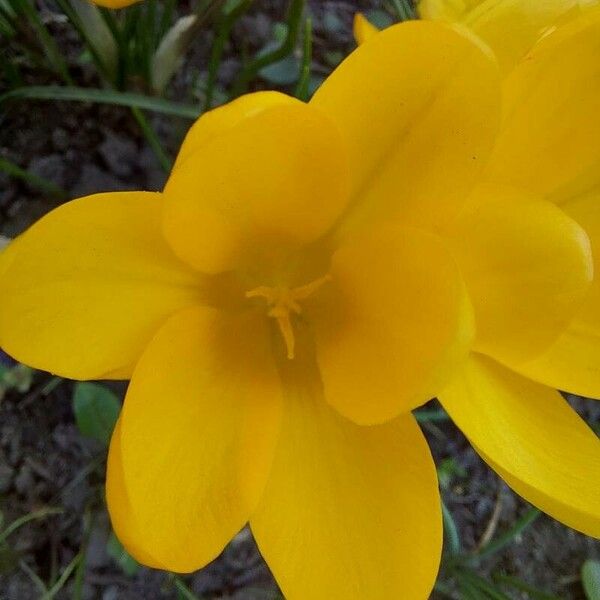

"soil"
[0,1,598,598]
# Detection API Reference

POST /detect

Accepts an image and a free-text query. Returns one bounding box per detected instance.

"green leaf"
[460,571,511,600]
[2,364,34,394]
[583,560,600,600]
[55,0,118,83]
[0,157,66,199]
[366,9,393,29]
[260,54,300,85]
[493,573,561,600]
[107,532,140,576]
[0,86,200,119]
[441,501,461,555]
[437,457,467,491]
[73,382,121,445]
[152,14,198,94]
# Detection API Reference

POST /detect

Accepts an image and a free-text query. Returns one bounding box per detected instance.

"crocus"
[355,4,600,538]
[91,0,142,8]
[0,21,504,598]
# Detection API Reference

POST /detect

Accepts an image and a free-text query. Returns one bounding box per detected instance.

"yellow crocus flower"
[354,6,600,539]
[0,21,505,598]
[419,0,594,72]
[91,0,142,8]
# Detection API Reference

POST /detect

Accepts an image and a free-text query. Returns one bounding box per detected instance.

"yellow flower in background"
[354,5,600,538]
[0,21,504,599]
[419,0,594,72]
[353,12,379,43]
[90,0,142,8]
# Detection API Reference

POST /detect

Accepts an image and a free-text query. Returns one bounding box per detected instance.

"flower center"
[245,275,331,360]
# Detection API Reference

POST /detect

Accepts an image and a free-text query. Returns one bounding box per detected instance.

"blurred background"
[0,0,599,598]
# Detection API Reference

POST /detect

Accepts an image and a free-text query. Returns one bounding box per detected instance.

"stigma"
[246,275,331,359]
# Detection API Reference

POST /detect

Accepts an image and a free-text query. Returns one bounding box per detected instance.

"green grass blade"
[494,573,562,600]
[294,17,312,100]
[476,507,541,560]
[0,507,63,545]
[204,0,250,110]
[461,572,512,600]
[0,86,200,118]
[442,500,461,555]
[12,0,74,84]
[230,0,304,97]
[131,106,172,173]
[41,553,81,600]
[0,156,66,198]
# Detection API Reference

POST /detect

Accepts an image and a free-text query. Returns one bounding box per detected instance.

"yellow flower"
[355,5,600,539]
[90,0,142,8]
[353,12,379,44]
[0,21,504,598]
[419,0,594,72]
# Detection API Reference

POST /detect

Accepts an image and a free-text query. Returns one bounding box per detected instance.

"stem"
[0,507,63,545]
[294,17,312,101]
[41,553,81,600]
[442,500,461,555]
[475,507,540,560]
[0,156,66,198]
[204,0,251,111]
[16,0,74,84]
[54,0,114,83]
[131,106,172,173]
[230,0,304,98]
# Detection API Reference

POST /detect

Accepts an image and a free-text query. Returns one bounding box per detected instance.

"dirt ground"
[0,1,598,598]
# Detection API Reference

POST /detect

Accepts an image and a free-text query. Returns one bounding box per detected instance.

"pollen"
[246,275,332,359]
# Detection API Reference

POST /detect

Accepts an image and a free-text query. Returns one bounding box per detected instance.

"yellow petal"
[310,223,473,424]
[486,9,600,199]
[440,354,600,537]
[173,91,299,171]
[419,0,477,21]
[514,188,600,397]
[0,235,19,279]
[251,358,442,599]
[311,20,501,236]
[163,102,350,274]
[0,192,203,380]
[106,419,165,570]
[353,13,379,44]
[423,0,584,73]
[110,306,282,572]
[446,184,593,365]
[91,0,141,7]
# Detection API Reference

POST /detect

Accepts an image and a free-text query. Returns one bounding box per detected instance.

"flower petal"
[419,0,475,21]
[446,184,593,365]
[514,188,600,397]
[163,101,350,274]
[91,0,141,7]
[310,223,473,424]
[0,235,19,279]
[486,9,600,200]
[440,354,600,537]
[353,13,379,44]
[421,0,583,73]
[251,359,442,599]
[173,91,299,170]
[108,306,282,572]
[311,20,501,235]
[0,192,203,380]
[106,419,165,570]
